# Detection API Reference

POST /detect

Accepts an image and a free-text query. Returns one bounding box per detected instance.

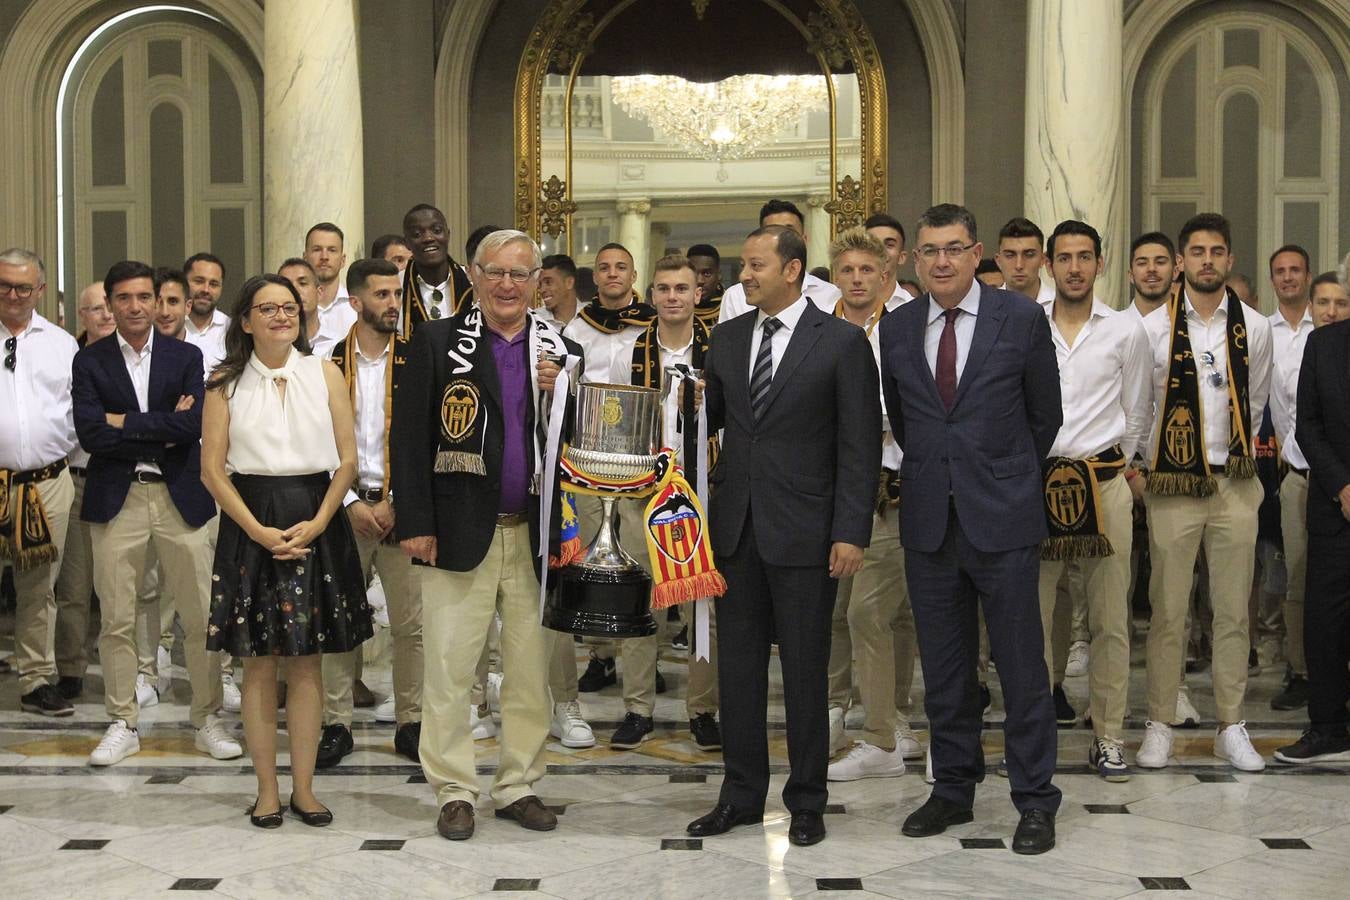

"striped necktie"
[750,316,782,420]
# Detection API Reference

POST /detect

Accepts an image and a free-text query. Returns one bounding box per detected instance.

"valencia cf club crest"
[647,482,701,565]
[1164,402,1197,468]
[440,380,480,443]
[1045,463,1088,530]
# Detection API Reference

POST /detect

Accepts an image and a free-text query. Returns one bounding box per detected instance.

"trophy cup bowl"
[543,382,661,637]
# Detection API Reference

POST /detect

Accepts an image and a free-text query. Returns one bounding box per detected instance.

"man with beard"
[153,269,188,340]
[183,252,228,374]
[318,259,424,766]
[686,243,724,327]
[1138,213,1273,773]
[1126,232,1177,324]
[304,222,357,340]
[400,204,474,336]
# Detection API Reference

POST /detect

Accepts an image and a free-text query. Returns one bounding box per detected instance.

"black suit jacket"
[703,300,880,567]
[72,332,215,527]
[878,284,1061,553]
[391,312,582,573]
[1296,319,1350,537]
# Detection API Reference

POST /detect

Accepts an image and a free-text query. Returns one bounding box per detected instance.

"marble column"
[616,199,651,284]
[1023,0,1124,307]
[806,194,832,276]
[263,0,364,270]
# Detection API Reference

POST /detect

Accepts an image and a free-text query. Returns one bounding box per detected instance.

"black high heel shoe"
[288,795,333,827]
[248,801,284,829]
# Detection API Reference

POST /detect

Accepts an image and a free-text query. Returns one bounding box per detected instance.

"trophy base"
[543,566,658,638]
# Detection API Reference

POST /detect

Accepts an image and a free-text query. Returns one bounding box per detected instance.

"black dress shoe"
[1012,808,1056,855]
[1053,684,1077,727]
[56,676,83,700]
[248,800,284,829]
[288,795,333,827]
[655,666,667,694]
[394,721,422,762]
[901,795,974,837]
[315,723,353,769]
[686,803,763,837]
[788,810,826,846]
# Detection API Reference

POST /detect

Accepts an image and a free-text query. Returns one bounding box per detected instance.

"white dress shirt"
[718,272,840,324]
[1143,292,1273,467]
[416,274,453,322]
[352,340,390,491]
[887,282,915,310]
[1270,326,1313,471]
[0,312,78,471]
[655,329,693,464]
[852,301,905,469]
[316,285,357,340]
[116,330,161,475]
[1040,298,1153,461]
[184,308,229,377]
[924,279,981,381]
[1268,306,1314,371]
[748,294,810,381]
[564,308,646,384]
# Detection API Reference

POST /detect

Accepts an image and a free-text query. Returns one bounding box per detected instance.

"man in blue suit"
[73,260,238,766]
[879,204,1063,854]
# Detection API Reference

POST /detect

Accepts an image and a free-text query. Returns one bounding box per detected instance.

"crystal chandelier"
[610,74,830,164]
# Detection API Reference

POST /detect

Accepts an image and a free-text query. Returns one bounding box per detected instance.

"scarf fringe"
[1040,534,1115,562]
[1147,471,1216,497]
[548,536,583,570]
[651,571,728,610]
[14,542,59,572]
[1225,455,1256,479]
[434,451,487,476]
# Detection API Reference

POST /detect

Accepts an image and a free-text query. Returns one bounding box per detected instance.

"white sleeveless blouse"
[226,349,340,475]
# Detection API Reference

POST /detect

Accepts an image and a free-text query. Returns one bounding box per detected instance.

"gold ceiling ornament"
[551,13,596,71]
[691,0,710,19]
[824,174,866,230]
[540,174,578,238]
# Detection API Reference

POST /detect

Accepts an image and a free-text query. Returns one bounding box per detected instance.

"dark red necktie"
[936,308,959,411]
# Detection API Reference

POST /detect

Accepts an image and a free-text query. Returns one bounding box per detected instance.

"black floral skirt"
[207,472,372,657]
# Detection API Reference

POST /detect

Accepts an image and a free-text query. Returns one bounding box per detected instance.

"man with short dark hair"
[278,257,337,357]
[864,212,915,305]
[686,243,724,326]
[538,253,579,328]
[716,200,842,323]
[304,222,357,340]
[995,217,1051,302]
[153,268,189,340]
[1,247,79,717]
[371,234,413,272]
[1126,232,1177,324]
[183,252,228,373]
[399,204,474,335]
[73,260,239,766]
[1138,213,1273,773]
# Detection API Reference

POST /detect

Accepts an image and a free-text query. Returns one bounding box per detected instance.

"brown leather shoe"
[493,795,557,831]
[437,800,475,840]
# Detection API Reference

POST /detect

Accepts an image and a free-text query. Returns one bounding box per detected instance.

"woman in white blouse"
[201,273,370,829]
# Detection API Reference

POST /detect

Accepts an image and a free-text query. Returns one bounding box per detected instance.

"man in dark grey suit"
[878,204,1063,854]
[686,226,880,846]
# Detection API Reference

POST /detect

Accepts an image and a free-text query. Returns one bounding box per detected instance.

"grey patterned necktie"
[750,317,782,420]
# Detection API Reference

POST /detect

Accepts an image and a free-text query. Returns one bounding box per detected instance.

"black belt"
[356,487,385,502]
[1,458,67,485]
[496,511,528,526]
[133,470,165,484]
[69,466,87,478]
[1291,467,1308,478]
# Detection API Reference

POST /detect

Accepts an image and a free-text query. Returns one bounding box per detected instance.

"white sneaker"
[894,723,925,761]
[1171,684,1199,728]
[220,672,241,714]
[89,720,140,766]
[828,706,847,754]
[485,672,504,717]
[135,673,159,708]
[550,700,596,748]
[924,750,935,784]
[827,741,906,781]
[470,704,496,741]
[367,573,389,628]
[1065,640,1090,678]
[156,646,172,695]
[1136,720,1174,769]
[374,695,397,723]
[1214,721,1266,772]
[195,714,243,760]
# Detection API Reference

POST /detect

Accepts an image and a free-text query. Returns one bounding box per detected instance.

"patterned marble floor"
[3,632,1349,899]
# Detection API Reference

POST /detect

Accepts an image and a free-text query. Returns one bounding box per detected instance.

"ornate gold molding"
[540,174,578,237]
[824,175,865,229]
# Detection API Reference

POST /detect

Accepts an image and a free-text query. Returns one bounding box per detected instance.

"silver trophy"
[543,382,661,637]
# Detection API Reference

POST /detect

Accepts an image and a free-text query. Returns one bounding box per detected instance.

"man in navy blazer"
[878,204,1063,854]
[72,260,236,767]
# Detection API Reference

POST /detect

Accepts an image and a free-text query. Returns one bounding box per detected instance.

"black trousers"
[714,513,836,815]
[1305,528,1350,733]
[905,504,1062,814]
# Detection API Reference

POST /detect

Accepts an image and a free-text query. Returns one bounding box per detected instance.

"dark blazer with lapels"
[72,332,215,527]
[1296,318,1350,538]
[703,299,880,567]
[878,282,1062,554]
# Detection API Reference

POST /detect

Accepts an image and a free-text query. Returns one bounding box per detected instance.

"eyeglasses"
[1198,350,1227,389]
[914,243,977,262]
[250,302,301,319]
[477,264,540,284]
[4,336,15,372]
[0,281,40,299]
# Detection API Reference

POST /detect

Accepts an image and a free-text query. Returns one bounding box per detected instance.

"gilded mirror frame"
[513,0,887,246]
